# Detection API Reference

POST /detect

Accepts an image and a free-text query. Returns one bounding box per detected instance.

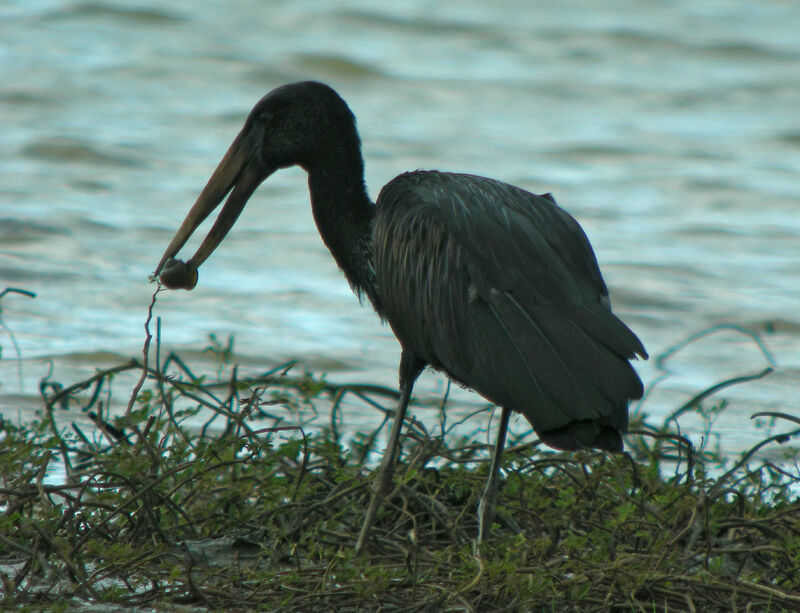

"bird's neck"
[307,160,379,307]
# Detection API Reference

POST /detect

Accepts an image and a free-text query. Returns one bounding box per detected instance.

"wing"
[373,171,647,450]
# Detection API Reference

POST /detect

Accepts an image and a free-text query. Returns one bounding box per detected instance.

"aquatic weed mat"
[1,352,800,611]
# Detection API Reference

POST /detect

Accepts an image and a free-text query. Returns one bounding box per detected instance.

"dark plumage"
[375,171,645,451]
[154,81,647,553]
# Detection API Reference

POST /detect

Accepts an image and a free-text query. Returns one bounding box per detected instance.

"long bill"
[153,128,268,289]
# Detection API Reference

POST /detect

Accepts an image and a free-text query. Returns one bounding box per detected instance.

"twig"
[127,286,162,418]
[0,287,37,391]
[664,367,774,425]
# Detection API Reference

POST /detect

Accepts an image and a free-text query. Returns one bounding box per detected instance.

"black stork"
[153,81,647,553]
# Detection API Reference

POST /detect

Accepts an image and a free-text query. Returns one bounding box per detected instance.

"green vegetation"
[1,292,799,610]
[2,352,799,611]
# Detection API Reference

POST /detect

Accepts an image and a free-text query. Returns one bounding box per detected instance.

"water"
[1,0,799,457]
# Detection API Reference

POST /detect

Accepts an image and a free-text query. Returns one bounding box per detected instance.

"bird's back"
[373,171,647,451]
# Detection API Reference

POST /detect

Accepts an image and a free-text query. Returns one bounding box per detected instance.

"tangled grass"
[1,345,799,611]
[1,291,799,610]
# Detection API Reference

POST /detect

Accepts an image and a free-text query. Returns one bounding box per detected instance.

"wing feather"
[373,171,646,448]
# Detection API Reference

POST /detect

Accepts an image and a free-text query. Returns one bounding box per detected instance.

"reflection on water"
[2,0,799,455]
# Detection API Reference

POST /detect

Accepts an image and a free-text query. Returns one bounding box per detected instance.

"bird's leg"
[355,352,422,555]
[477,405,511,545]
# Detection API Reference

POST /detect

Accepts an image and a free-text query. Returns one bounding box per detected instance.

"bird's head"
[153,81,358,289]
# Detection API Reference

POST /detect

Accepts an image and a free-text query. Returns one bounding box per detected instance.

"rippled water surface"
[2,0,799,454]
